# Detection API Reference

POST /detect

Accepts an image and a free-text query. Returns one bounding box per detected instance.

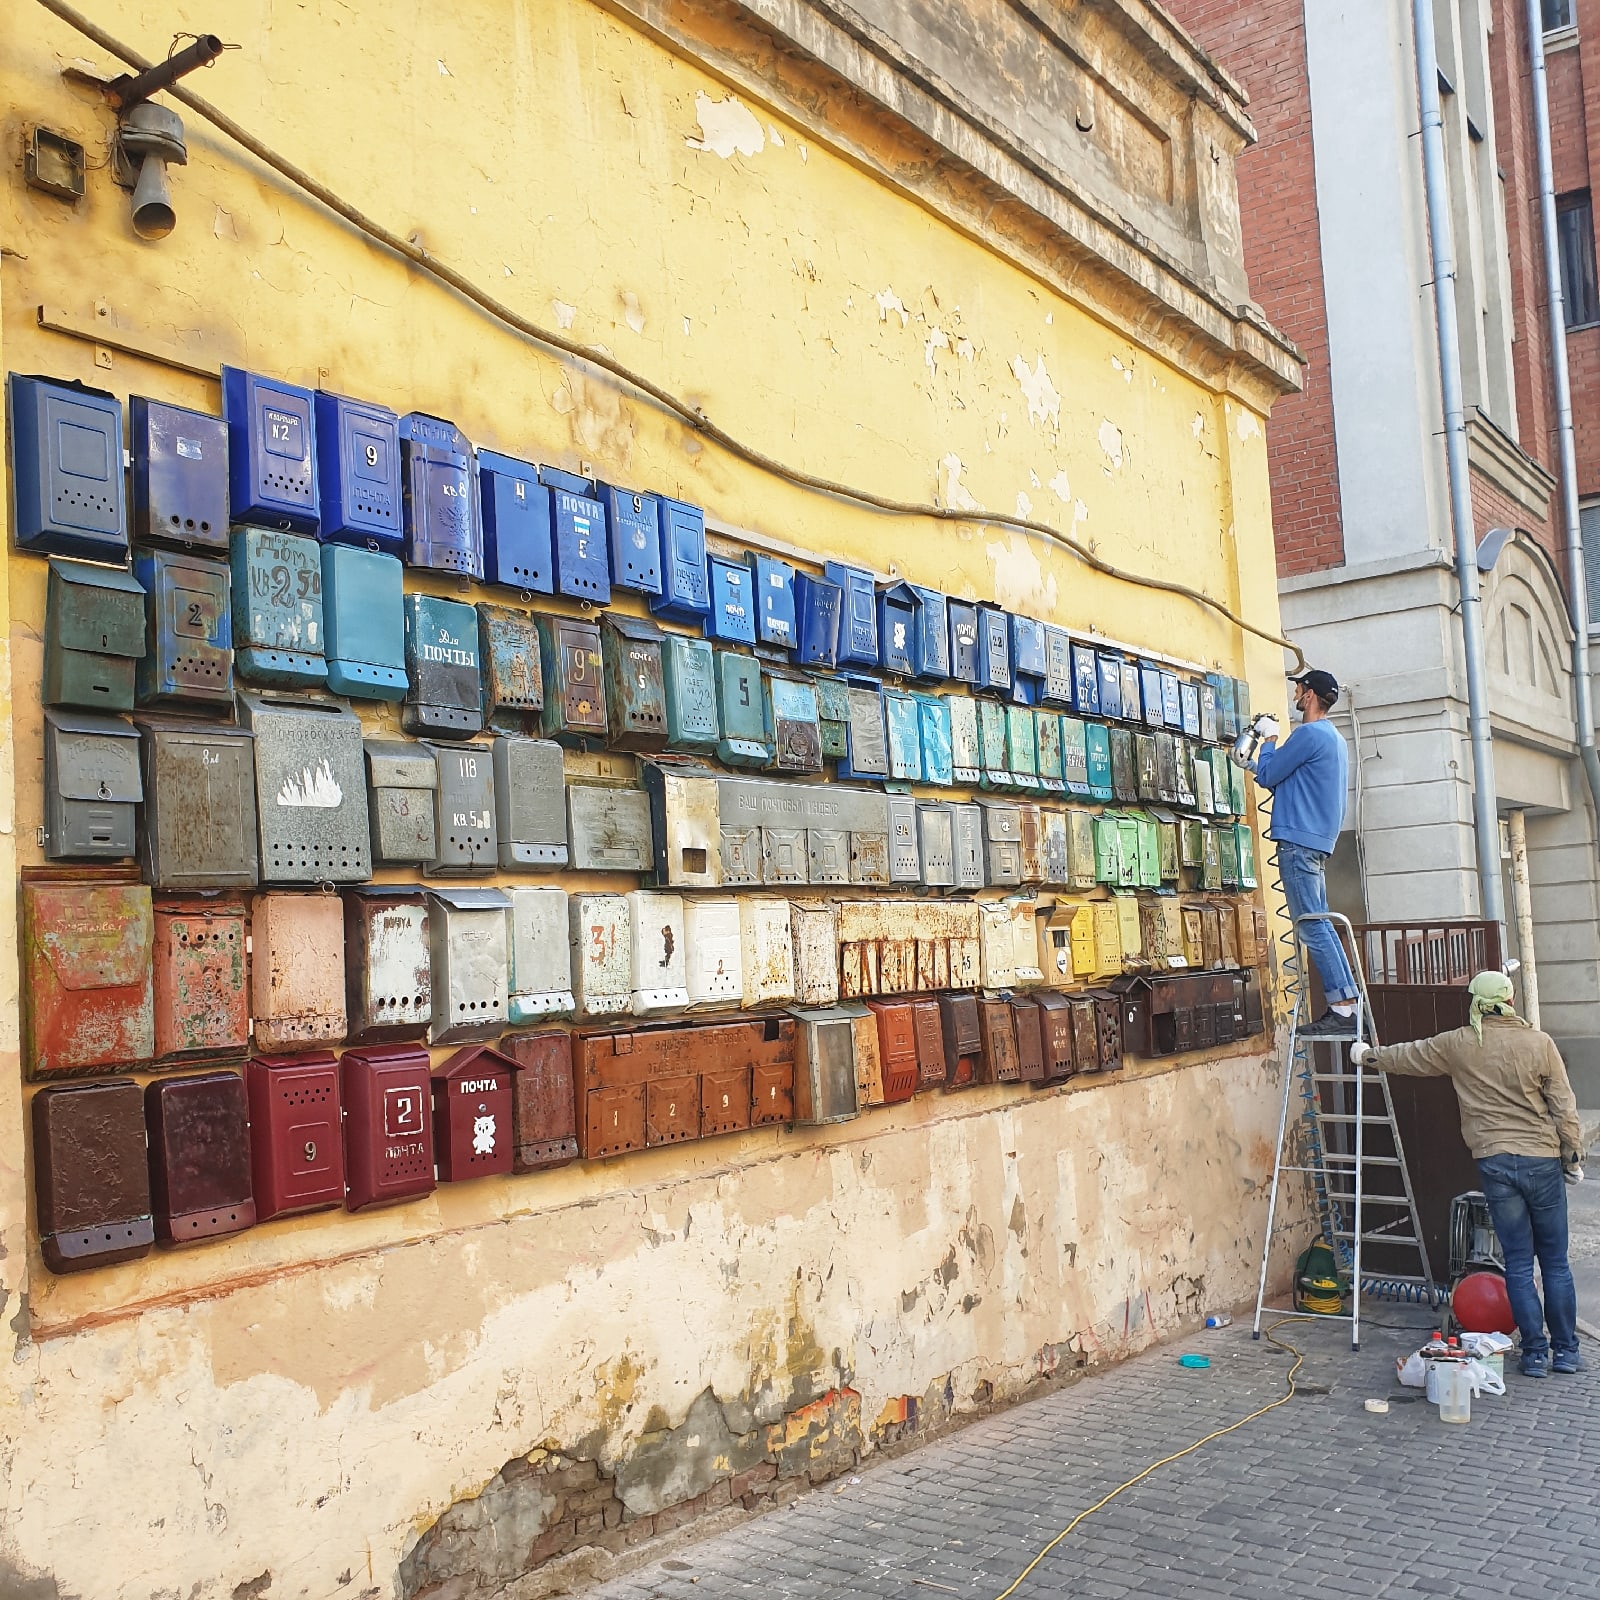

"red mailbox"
[1009,995,1046,1084]
[145,1071,255,1244]
[977,997,1020,1084]
[866,1000,919,1103]
[504,1030,579,1173]
[432,1046,516,1181]
[341,1044,436,1210]
[32,1079,154,1273]
[911,1000,945,1091]
[749,1015,797,1128]
[152,893,249,1062]
[246,1053,345,1220]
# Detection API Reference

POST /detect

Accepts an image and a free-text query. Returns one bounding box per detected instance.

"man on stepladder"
[1236,667,1360,1040]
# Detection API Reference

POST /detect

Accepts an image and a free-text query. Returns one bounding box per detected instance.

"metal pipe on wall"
[1410,0,1506,926]
[1525,0,1600,841]
[1508,808,1541,1027]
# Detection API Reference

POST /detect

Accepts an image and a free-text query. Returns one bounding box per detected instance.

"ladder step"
[1319,1153,1403,1166]
[1333,1230,1422,1245]
[1316,1114,1396,1124]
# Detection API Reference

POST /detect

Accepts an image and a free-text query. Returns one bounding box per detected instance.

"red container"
[341,1045,436,1210]
[151,893,249,1062]
[246,1053,345,1220]
[145,1070,255,1244]
[866,999,919,1104]
[432,1046,516,1181]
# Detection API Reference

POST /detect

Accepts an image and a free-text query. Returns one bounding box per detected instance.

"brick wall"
[1166,0,1345,574]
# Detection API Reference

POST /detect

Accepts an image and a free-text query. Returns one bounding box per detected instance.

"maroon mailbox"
[504,1030,579,1174]
[432,1045,516,1182]
[246,1053,346,1221]
[341,1044,436,1210]
[145,1070,255,1244]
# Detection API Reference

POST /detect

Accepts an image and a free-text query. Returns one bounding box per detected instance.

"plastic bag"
[1464,1357,1505,1397]
[1395,1351,1428,1388]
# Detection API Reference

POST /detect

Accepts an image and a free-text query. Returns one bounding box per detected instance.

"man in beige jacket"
[1350,971,1585,1377]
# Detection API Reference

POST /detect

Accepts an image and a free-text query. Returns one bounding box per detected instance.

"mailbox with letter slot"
[726,821,766,883]
[432,1045,516,1181]
[1059,716,1089,797]
[790,1006,861,1124]
[866,999,919,1103]
[1199,680,1219,743]
[137,720,259,888]
[321,543,407,700]
[1032,991,1076,1081]
[239,695,370,883]
[748,552,797,650]
[427,887,509,1043]
[147,1070,256,1243]
[508,886,574,1021]
[478,604,544,729]
[649,498,711,623]
[504,1030,579,1172]
[134,549,233,708]
[837,684,888,781]
[1155,732,1179,805]
[567,781,653,873]
[601,483,662,595]
[24,878,153,1078]
[765,672,822,774]
[43,709,140,860]
[365,739,437,865]
[247,1052,345,1220]
[571,892,632,1017]
[978,902,1015,990]
[761,827,805,885]
[1180,681,1201,739]
[791,902,840,1006]
[1017,805,1046,886]
[1071,644,1100,717]
[977,698,1009,788]
[314,390,402,550]
[546,473,609,604]
[980,801,1023,887]
[976,605,1012,696]
[907,585,949,680]
[1113,660,1138,722]
[131,396,228,550]
[882,689,922,782]
[914,694,953,786]
[1113,728,1140,803]
[400,412,482,579]
[601,614,668,751]
[824,561,878,667]
[1035,712,1064,794]
[344,885,431,1043]
[918,803,956,888]
[1159,670,1183,729]
[1039,807,1069,885]
[938,993,981,1089]
[571,1021,705,1152]
[222,366,318,533]
[1007,704,1039,788]
[44,558,147,711]
[1085,723,1114,801]
[889,796,921,883]
[948,600,980,686]
[977,997,1020,1083]
[848,824,888,888]
[708,555,757,645]
[911,999,946,1089]
[252,893,346,1050]
[878,583,917,677]
[1096,653,1124,721]
[685,899,743,1006]
[477,449,553,592]
[1010,616,1047,703]
[740,899,795,1007]
[341,1044,435,1209]
[630,890,689,1013]
[949,802,983,889]
[152,893,249,1062]
[948,694,980,784]
[717,651,770,767]
[663,633,720,750]
[536,612,607,741]
[644,764,722,888]
[404,594,484,738]
[230,527,326,687]
[32,1079,153,1272]
[794,572,843,669]
[808,827,849,885]
[9,374,129,560]
[813,677,850,760]
[1037,624,1069,707]
[492,736,566,867]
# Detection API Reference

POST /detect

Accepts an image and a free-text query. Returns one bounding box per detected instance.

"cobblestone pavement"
[585,1313,1599,1600]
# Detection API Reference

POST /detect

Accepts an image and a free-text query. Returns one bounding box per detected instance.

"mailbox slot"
[43,709,141,860]
[32,1079,154,1272]
[364,739,437,866]
[344,886,431,1044]
[629,890,689,1013]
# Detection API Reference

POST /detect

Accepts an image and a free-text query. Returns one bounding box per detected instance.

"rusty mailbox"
[740,899,795,1008]
[137,720,260,889]
[504,1030,579,1173]
[1009,994,1046,1084]
[629,889,689,1013]
[44,557,147,710]
[766,672,823,775]
[427,886,510,1043]
[790,901,840,1006]
[536,612,607,742]
[508,885,574,1022]
[340,1044,435,1209]
[24,878,154,1078]
[145,1070,256,1243]
[789,1005,861,1124]
[251,893,347,1050]
[239,695,371,883]
[977,997,1020,1084]
[574,1021,698,1155]
[32,1079,154,1272]
[685,899,743,1007]
[432,1045,516,1181]
[938,993,982,1089]
[601,613,669,752]
[344,886,431,1044]
[364,739,437,866]
[426,739,497,874]
[246,1052,346,1220]
[1032,991,1076,1082]
[911,998,946,1090]
[477,603,544,730]
[567,781,653,873]
[1090,990,1125,1070]
[644,763,722,889]
[1066,995,1101,1073]
[570,892,632,1017]
[978,902,1015,990]
[152,893,249,1062]
[866,999,919,1103]
[491,735,567,868]
[43,709,141,860]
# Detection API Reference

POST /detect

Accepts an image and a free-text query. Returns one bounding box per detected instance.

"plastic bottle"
[1205,1314,1233,1329]
[1437,1361,1471,1424]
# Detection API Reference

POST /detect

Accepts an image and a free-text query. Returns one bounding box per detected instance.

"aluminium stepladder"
[1251,909,1440,1349]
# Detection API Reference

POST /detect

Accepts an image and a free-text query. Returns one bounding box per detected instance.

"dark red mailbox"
[145,1070,255,1244]
[866,1000,918,1103]
[911,999,945,1091]
[938,993,981,1090]
[246,1053,345,1220]
[1009,995,1046,1084]
[341,1044,435,1210]
[32,1078,154,1273]
[977,997,1020,1084]
[432,1045,516,1181]
[504,1030,579,1173]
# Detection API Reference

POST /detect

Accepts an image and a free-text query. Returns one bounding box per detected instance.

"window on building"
[1543,0,1575,31]
[1558,193,1600,328]
[1583,503,1600,633]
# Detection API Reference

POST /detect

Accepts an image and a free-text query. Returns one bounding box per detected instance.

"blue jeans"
[1477,1153,1578,1361]
[1276,840,1358,1003]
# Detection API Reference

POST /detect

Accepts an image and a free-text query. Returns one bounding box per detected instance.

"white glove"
[1252,713,1281,742]
[1566,1163,1585,1186]
[1348,1041,1375,1066]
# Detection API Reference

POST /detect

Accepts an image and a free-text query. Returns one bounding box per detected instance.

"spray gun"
[1231,713,1280,772]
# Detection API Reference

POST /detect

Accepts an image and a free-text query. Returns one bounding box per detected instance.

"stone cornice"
[1466,409,1558,521]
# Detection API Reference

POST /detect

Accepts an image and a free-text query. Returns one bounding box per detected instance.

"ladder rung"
[1316,1114,1394,1124]
[1333,1231,1422,1245]
[1320,1153,1403,1166]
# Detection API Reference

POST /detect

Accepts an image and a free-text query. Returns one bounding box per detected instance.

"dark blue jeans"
[1477,1153,1578,1361]
[1276,840,1358,1003]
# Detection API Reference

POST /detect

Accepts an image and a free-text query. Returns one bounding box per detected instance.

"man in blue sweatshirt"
[1249,668,1358,1039]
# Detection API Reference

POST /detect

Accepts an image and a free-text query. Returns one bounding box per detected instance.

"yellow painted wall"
[0,1,1297,1594]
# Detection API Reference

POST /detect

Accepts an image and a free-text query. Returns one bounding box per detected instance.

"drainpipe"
[1525,0,1600,838]
[1508,808,1541,1027]
[1411,0,1506,925]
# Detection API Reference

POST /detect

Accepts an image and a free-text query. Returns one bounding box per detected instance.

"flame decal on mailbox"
[275,758,343,808]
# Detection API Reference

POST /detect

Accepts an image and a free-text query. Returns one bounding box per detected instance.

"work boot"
[1299,1009,1358,1041]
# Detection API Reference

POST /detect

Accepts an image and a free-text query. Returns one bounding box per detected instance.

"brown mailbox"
[341,1044,436,1210]
[1032,991,1076,1082]
[504,1030,579,1173]
[24,877,154,1078]
[977,997,1020,1084]
[1193,976,1217,1048]
[246,1053,345,1221]
[152,893,249,1063]
[574,1022,696,1156]
[1244,969,1266,1036]
[32,1079,154,1272]
[145,1070,255,1244]
[1090,990,1125,1070]
[749,1016,797,1126]
[911,999,946,1091]
[432,1045,516,1181]
[1009,995,1046,1084]
[866,1000,919,1104]
[1067,995,1100,1073]
[939,993,981,1089]
[1199,904,1223,970]
[789,1006,861,1125]
[251,893,347,1050]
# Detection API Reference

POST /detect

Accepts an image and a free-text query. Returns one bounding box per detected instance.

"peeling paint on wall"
[875,288,910,327]
[936,454,982,512]
[1098,419,1125,470]
[1009,353,1062,430]
[685,91,766,158]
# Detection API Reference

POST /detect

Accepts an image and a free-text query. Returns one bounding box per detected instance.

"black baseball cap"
[1291,668,1339,706]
